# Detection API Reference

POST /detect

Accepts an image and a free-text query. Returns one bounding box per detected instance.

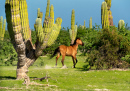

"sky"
[0,0,130,30]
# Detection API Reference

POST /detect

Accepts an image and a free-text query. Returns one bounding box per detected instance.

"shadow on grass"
[76,65,90,71]
[0,76,16,80]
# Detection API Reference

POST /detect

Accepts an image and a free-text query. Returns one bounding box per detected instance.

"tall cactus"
[19,0,31,41]
[5,0,62,82]
[47,17,62,46]
[50,5,54,24]
[89,17,92,29]
[5,0,15,44]
[101,1,109,29]
[118,20,125,30]
[69,9,77,44]
[105,0,113,26]
[0,16,6,40]
[37,8,43,20]
[105,0,111,10]
[84,20,86,28]
[45,0,50,19]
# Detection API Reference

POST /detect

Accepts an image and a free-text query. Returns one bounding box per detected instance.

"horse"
[51,38,84,68]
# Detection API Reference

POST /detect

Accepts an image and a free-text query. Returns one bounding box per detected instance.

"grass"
[0,56,130,91]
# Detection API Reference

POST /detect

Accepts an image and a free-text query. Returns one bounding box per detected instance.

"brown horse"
[51,38,84,68]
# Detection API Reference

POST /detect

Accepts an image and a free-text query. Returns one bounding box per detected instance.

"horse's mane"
[70,37,80,46]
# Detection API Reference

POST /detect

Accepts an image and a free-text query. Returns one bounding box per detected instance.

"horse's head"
[76,38,84,46]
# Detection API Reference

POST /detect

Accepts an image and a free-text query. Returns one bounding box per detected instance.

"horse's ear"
[76,37,80,40]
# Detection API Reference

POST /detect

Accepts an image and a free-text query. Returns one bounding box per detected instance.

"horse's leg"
[56,53,60,66]
[74,56,78,63]
[61,55,65,66]
[73,56,78,67]
[72,57,76,68]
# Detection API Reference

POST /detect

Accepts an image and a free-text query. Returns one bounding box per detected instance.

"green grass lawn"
[0,56,130,91]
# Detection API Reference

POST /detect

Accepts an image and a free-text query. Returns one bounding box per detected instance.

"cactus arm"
[84,20,86,28]
[45,0,50,19]
[37,8,43,20]
[5,1,15,44]
[105,0,111,10]
[118,20,125,30]
[47,17,62,46]
[34,18,44,43]
[0,16,3,40]
[50,5,54,24]
[70,9,77,44]
[35,17,52,57]
[1,19,6,40]
[101,1,109,29]
[89,17,92,29]
[71,9,75,31]
[19,0,30,41]
[74,25,77,39]
[69,25,77,43]
[0,16,6,41]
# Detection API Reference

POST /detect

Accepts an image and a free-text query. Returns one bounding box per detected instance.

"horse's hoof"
[61,65,67,69]
[72,66,76,68]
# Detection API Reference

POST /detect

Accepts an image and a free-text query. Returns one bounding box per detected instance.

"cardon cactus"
[69,9,77,44]
[37,8,43,20]
[69,25,77,44]
[5,0,15,44]
[105,0,113,26]
[101,1,109,29]
[47,17,62,46]
[89,17,92,29]
[19,0,31,41]
[50,5,54,24]
[0,16,6,40]
[105,0,111,10]
[5,0,62,82]
[34,18,44,43]
[45,0,50,19]
[118,20,125,30]
[84,20,86,28]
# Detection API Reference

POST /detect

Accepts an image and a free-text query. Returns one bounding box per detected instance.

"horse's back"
[59,45,73,56]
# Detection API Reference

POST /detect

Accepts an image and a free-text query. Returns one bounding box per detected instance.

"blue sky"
[0,0,130,30]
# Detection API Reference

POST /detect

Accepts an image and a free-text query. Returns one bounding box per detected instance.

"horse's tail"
[50,47,60,59]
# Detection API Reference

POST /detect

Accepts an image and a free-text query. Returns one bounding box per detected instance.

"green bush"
[0,31,17,66]
[85,27,130,69]
[121,55,130,64]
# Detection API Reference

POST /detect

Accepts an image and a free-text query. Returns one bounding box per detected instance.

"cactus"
[19,0,31,41]
[105,0,113,26]
[105,0,111,10]
[89,17,92,29]
[101,1,109,29]
[5,0,62,81]
[47,17,62,46]
[0,16,6,40]
[34,18,44,43]
[37,8,43,20]
[45,0,50,19]
[84,20,86,28]
[118,20,125,30]
[5,0,15,44]
[69,9,77,44]
[50,5,54,24]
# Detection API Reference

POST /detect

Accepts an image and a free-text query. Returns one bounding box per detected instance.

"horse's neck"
[73,44,79,51]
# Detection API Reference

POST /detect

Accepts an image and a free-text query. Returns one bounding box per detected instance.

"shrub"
[86,27,130,69]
